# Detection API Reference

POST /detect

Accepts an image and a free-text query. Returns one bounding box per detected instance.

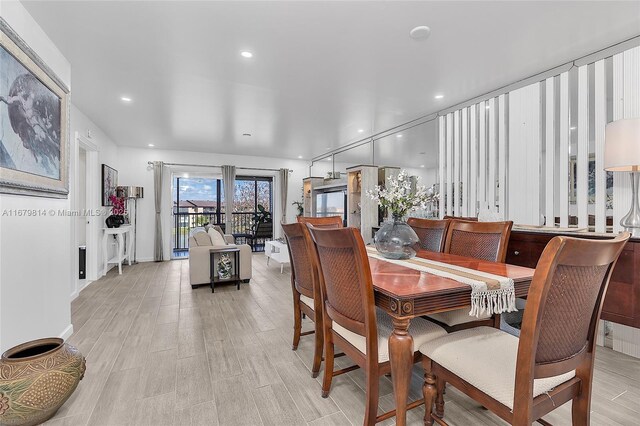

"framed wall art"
[102,164,117,206]
[0,17,70,198]
[569,154,613,207]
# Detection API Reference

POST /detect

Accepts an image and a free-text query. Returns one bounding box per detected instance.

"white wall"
[71,106,120,178]
[116,147,308,261]
[406,167,437,188]
[0,0,73,351]
[77,149,86,246]
[69,105,120,282]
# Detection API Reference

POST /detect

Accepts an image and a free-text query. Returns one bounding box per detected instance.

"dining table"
[370,249,536,426]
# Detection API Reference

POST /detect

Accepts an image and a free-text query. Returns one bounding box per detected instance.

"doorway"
[171,175,221,259]
[77,148,87,290]
[71,132,99,299]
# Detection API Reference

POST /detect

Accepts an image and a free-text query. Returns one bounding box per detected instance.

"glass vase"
[374,216,420,260]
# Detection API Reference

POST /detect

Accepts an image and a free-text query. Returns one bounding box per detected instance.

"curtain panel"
[222,165,236,233]
[153,161,164,261]
[279,168,289,224]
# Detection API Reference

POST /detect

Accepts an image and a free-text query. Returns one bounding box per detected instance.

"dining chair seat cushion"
[419,326,575,409]
[333,308,447,363]
[427,308,492,327]
[299,294,314,310]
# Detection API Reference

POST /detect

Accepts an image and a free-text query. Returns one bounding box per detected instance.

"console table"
[102,226,133,275]
[507,228,640,329]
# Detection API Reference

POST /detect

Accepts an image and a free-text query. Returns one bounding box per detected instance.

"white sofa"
[188,229,252,288]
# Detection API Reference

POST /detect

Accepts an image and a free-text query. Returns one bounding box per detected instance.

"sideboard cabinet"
[506,230,640,329]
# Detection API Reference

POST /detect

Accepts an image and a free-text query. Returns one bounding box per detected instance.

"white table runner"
[366,247,517,317]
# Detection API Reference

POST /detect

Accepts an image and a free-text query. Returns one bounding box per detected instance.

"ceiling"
[22,1,640,167]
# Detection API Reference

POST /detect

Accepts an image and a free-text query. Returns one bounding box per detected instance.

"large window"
[172,175,273,252]
[234,177,273,212]
[223,177,272,234]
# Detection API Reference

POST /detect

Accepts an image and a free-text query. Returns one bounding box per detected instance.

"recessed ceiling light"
[434,94,444,99]
[121,96,132,102]
[326,147,331,150]
[148,143,154,147]
[409,25,431,41]
[396,134,403,138]
[486,105,491,109]
[243,133,251,136]
[570,126,577,130]
[420,165,425,168]
[240,51,253,58]
[297,155,303,159]
[326,157,332,161]
[358,129,364,133]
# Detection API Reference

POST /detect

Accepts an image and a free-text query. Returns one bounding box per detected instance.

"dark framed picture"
[0,18,69,198]
[102,164,118,206]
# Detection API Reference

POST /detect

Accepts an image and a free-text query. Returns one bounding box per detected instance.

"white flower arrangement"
[366,170,432,219]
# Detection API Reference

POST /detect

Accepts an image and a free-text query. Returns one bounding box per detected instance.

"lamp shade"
[604,118,640,172]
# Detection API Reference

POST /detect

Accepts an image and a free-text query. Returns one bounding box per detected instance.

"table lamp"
[604,117,640,237]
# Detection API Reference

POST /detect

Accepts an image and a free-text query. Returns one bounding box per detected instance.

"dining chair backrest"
[407,218,451,252]
[297,216,344,228]
[513,233,629,417]
[308,226,377,340]
[521,233,629,371]
[443,215,478,222]
[282,222,317,300]
[444,220,513,263]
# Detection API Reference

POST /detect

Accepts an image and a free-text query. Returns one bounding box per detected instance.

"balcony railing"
[173,211,270,252]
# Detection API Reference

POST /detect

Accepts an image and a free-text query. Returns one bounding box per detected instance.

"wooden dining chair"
[308,226,447,425]
[282,222,325,378]
[444,219,513,262]
[428,219,514,331]
[297,215,344,228]
[420,233,629,426]
[295,219,343,307]
[407,217,451,252]
[443,215,478,222]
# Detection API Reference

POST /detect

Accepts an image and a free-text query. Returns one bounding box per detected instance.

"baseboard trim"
[611,322,640,358]
[80,279,95,292]
[71,278,95,301]
[59,324,74,341]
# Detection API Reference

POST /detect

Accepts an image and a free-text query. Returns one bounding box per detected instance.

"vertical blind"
[439,45,640,231]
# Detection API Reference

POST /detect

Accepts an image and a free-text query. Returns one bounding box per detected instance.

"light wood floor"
[46,255,640,426]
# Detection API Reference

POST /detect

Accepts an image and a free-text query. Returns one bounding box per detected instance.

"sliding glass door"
[231,177,273,234]
[172,175,273,257]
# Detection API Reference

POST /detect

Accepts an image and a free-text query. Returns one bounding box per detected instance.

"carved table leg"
[389,317,413,426]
